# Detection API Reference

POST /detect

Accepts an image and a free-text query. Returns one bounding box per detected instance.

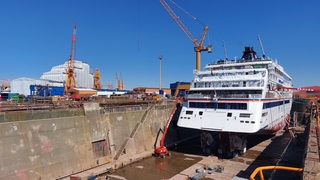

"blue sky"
[0,0,319,89]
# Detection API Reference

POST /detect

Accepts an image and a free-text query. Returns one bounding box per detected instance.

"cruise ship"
[177,46,293,155]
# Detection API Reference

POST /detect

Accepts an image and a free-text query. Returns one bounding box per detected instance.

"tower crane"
[120,73,125,90]
[160,0,212,71]
[116,73,121,90]
[107,81,112,90]
[65,23,77,94]
[94,68,102,90]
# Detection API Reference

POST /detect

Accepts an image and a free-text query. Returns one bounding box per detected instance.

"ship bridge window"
[218,102,247,110]
[230,103,238,109]
[218,103,225,109]
[206,102,215,108]
[238,103,247,110]
[189,101,247,110]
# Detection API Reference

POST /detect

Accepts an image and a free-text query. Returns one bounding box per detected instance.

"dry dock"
[82,105,320,180]
[1,100,320,179]
[105,124,307,179]
[0,101,175,179]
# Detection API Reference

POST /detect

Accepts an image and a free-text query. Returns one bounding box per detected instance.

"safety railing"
[250,166,303,180]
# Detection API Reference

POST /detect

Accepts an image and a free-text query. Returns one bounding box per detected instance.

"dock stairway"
[113,103,155,160]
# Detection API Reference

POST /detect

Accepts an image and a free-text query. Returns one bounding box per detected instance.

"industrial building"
[170,81,190,97]
[10,60,94,96]
[10,77,63,96]
[41,60,94,88]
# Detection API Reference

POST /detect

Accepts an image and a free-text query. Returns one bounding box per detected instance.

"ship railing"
[187,93,212,99]
[192,80,265,89]
[218,94,262,99]
[187,93,262,99]
[201,73,265,81]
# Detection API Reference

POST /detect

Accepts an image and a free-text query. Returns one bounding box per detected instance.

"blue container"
[30,85,64,97]
[159,89,164,95]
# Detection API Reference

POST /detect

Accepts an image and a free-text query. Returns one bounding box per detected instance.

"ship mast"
[258,35,266,59]
[222,41,228,60]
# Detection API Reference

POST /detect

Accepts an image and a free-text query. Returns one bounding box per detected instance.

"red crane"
[160,0,212,71]
[154,98,181,157]
[65,23,77,95]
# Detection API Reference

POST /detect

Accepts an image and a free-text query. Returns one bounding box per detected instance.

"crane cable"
[169,0,196,20]
[168,0,211,45]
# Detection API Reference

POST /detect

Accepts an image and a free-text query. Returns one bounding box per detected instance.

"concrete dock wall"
[0,102,173,179]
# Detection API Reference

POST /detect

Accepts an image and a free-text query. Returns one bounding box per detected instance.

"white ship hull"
[178,98,292,134]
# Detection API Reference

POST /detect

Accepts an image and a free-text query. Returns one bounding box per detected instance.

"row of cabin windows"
[189,90,262,96]
[202,70,266,78]
[189,102,247,110]
[209,64,267,71]
[262,100,290,109]
[193,80,264,88]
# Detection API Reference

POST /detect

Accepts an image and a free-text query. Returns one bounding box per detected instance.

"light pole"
[159,55,162,91]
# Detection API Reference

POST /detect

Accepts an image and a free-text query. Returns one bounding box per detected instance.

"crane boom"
[71,23,77,61]
[116,73,121,90]
[198,26,208,47]
[160,0,212,71]
[65,23,77,95]
[160,0,196,44]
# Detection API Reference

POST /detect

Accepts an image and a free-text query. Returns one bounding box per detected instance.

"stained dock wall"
[0,102,173,179]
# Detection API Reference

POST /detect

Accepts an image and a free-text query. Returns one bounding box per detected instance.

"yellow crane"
[160,0,212,71]
[115,73,125,90]
[65,23,77,94]
[120,73,125,90]
[107,81,112,90]
[94,68,102,90]
[116,73,121,90]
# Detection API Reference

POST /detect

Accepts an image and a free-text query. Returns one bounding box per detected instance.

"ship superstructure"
[178,47,293,134]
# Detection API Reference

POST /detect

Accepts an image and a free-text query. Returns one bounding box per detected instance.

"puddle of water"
[108,152,202,179]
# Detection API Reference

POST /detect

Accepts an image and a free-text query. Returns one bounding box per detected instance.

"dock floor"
[68,115,320,180]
